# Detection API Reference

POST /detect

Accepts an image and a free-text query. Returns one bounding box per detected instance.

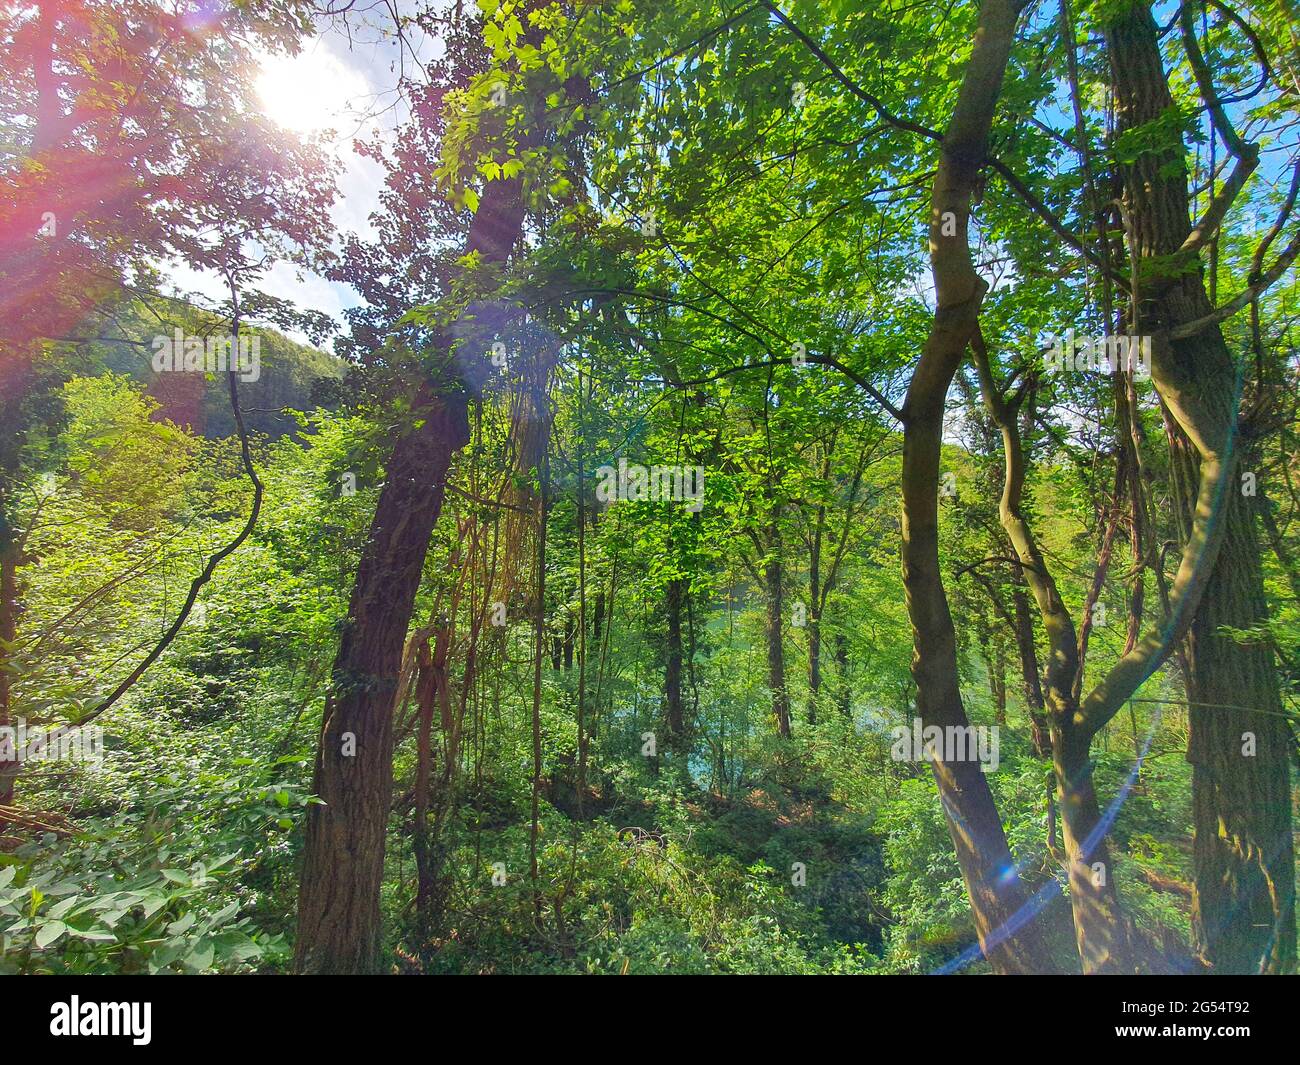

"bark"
[835,630,851,718]
[898,0,1057,974]
[294,391,470,973]
[1185,487,1295,973]
[664,577,685,745]
[764,510,791,738]
[990,637,1007,727]
[1010,583,1051,757]
[971,328,1137,973]
[1074,504,1119,703]
[294,148,530,973]
[1103,1,1294,974]
[1076,5,1242,737]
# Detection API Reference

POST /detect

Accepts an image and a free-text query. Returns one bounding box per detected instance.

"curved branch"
[77,289,264,725]
[1170,224,1300,339]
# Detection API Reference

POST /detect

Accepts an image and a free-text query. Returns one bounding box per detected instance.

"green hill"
[85,298,344,439]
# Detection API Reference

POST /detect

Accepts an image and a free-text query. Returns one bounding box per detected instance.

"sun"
[255,47,365,135]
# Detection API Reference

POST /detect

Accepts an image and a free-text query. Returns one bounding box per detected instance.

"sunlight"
[255,46,365,135]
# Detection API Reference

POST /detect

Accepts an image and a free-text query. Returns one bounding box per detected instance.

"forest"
[0,0,1298,979]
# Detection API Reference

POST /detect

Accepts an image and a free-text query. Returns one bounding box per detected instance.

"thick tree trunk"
[1051,721,1136,972]
[294,393,469,973]
[1104,1,1294,975]
[1185,485,1295,973]
[971,329,1138,973]
[293,91,534,966]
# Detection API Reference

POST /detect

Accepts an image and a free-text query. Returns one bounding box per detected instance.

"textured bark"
[1051,726,1135,971]
[294,392,469,974]
[1074,6,1242,738]
[1185,488,1295,973]
[971,329,1137,973]
[294,146,530,972]
[1104,1,1294,974]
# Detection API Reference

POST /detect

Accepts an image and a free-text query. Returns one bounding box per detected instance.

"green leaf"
[184,938,215,972]
[34,920,67,948]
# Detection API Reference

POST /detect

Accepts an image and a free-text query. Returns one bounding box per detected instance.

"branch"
[76,281,264,725]
[1075,355,1244,739]
[1170,224,1300,339]
[763,0,1109,274]
[672,353,904,423]
[1177,3,1260,257]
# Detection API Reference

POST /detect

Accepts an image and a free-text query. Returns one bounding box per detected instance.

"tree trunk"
[1010,583,1051,757]
[990,639,1007,727]
[807,609,822,726]
[807,510,823,727]
[971,328,1138,973]
[1104,0,1295,975]
[834,631,851,718]
[294,143,531,970]
[764,512,791,738]
[664,577,685,745]
[294,392,469,973]
[1186,484,1295,973]
[1051,722,1136,971]
[897,0,1057,974]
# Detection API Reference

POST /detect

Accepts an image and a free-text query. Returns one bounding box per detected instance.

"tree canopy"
[1,0,1298,980]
